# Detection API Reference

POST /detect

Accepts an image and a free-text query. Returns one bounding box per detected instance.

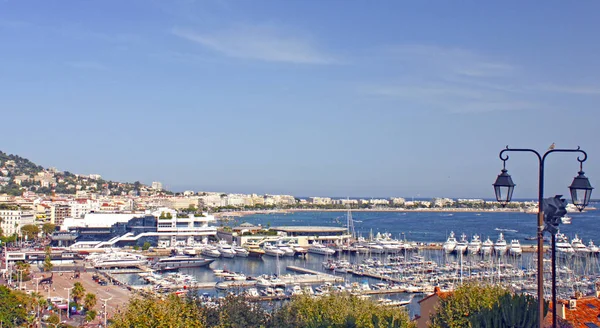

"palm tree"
[83,293,97,311]
[72,282,85,304]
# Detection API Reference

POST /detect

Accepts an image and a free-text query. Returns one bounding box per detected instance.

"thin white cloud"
[384,44,515,78]
[171,25,338,64]
[364,44,543,113]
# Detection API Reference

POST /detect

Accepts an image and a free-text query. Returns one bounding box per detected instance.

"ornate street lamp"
[493,164,515,207]
[569,169,594,212]
[493,145,591,328]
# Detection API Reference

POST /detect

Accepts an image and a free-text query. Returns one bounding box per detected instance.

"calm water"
[237,208,600,245]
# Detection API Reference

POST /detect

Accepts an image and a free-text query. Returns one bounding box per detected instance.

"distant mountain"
[0,150,167,196]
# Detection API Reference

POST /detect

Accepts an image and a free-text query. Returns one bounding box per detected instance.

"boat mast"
[346,199,355,241]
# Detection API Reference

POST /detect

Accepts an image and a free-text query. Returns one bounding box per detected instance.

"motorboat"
[467,234,482,255]
[201,246,221,258]
[307,242,336,256]
[509,240,522,256]
[442,231,457,254]
[216,242,236,258]
[91,252,147,268]
[561,216,572,224]
[588,240,600,255]
[153,256,214,271]
[277,244,296,257]
[571,235,590,256]
[454,233,468,254]
[244,242,265,258]
[481,237,493,255]
[263,244,286,257]
[233,246,249,257]
[555,233,575,258]
[366,242,385,254]
[494,233,508,256]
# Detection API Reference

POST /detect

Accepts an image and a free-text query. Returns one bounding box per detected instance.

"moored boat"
[442,231,457,254]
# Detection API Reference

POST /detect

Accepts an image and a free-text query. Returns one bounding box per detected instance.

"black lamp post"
[493,145,592,328]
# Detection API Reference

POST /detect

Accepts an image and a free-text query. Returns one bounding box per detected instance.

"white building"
[152,208,217,247]
[151,181,163,191]
[0,208,35,236]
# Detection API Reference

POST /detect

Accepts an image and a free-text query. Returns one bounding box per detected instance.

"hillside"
[0,150,165,196]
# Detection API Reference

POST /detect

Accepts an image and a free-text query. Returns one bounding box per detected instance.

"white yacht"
[509,240,522,256]
[494,233,508,256]
[217,242,236,258]
[571,235,590,256]
[467,234,482,255]
[92,252,148,268]
[277,244,296,257]
[587,240,600,255]
[233,246,249,257]
[366,242,385,254]
[153,256,214,271]
[287,242,307,256]
[555,233,575,258]
[308,242,336,256]
[201,246,221,258]
[561,216,572,224]
[481,237,494,255]
[454,233,468,254]
[263,244,286,257]
[442,231,457,254]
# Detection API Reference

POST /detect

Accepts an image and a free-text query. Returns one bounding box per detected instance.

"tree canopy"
[20,224,40,240]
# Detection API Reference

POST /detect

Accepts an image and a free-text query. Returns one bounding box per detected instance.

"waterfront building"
[52,208,217,249]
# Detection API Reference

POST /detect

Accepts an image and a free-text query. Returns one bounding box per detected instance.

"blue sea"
[236,208,600,245]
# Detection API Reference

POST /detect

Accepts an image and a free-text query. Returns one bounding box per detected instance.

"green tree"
[41,223,56,237]
[43,246,53,272]
[110,294,205,328]
[430,282,510,328]
[20,224,40,240]
[271,294,414,328]
[84,293,97,311]
[142,242,151,251]
[72,282,86,304]
[46,313,60,325]
[0,285,30,327]
[14,261,31,282]
[469,292,549,328]
[85,309,97,322]
[203,293,269,328]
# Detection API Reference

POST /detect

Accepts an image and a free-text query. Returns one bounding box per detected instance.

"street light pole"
[100,297,112,327]
[64,287,73,319]
[494,146,592,328]
[33,277,42,294]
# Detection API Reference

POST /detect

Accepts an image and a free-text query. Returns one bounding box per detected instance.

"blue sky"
[1,1,599,198]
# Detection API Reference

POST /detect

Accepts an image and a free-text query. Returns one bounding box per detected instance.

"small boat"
[561,216,572,224]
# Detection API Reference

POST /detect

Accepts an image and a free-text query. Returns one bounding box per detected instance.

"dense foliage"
[0,285,35,327]
[429,282,547,328]
[110,293,415,328]
[271,294,415,328]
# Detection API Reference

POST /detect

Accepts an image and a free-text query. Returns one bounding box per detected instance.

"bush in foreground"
[109,292,414,328]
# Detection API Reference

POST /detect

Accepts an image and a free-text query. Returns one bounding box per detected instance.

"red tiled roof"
[552,296,600,328]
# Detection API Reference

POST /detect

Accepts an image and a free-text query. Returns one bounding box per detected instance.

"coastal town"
[1,150,599,328]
